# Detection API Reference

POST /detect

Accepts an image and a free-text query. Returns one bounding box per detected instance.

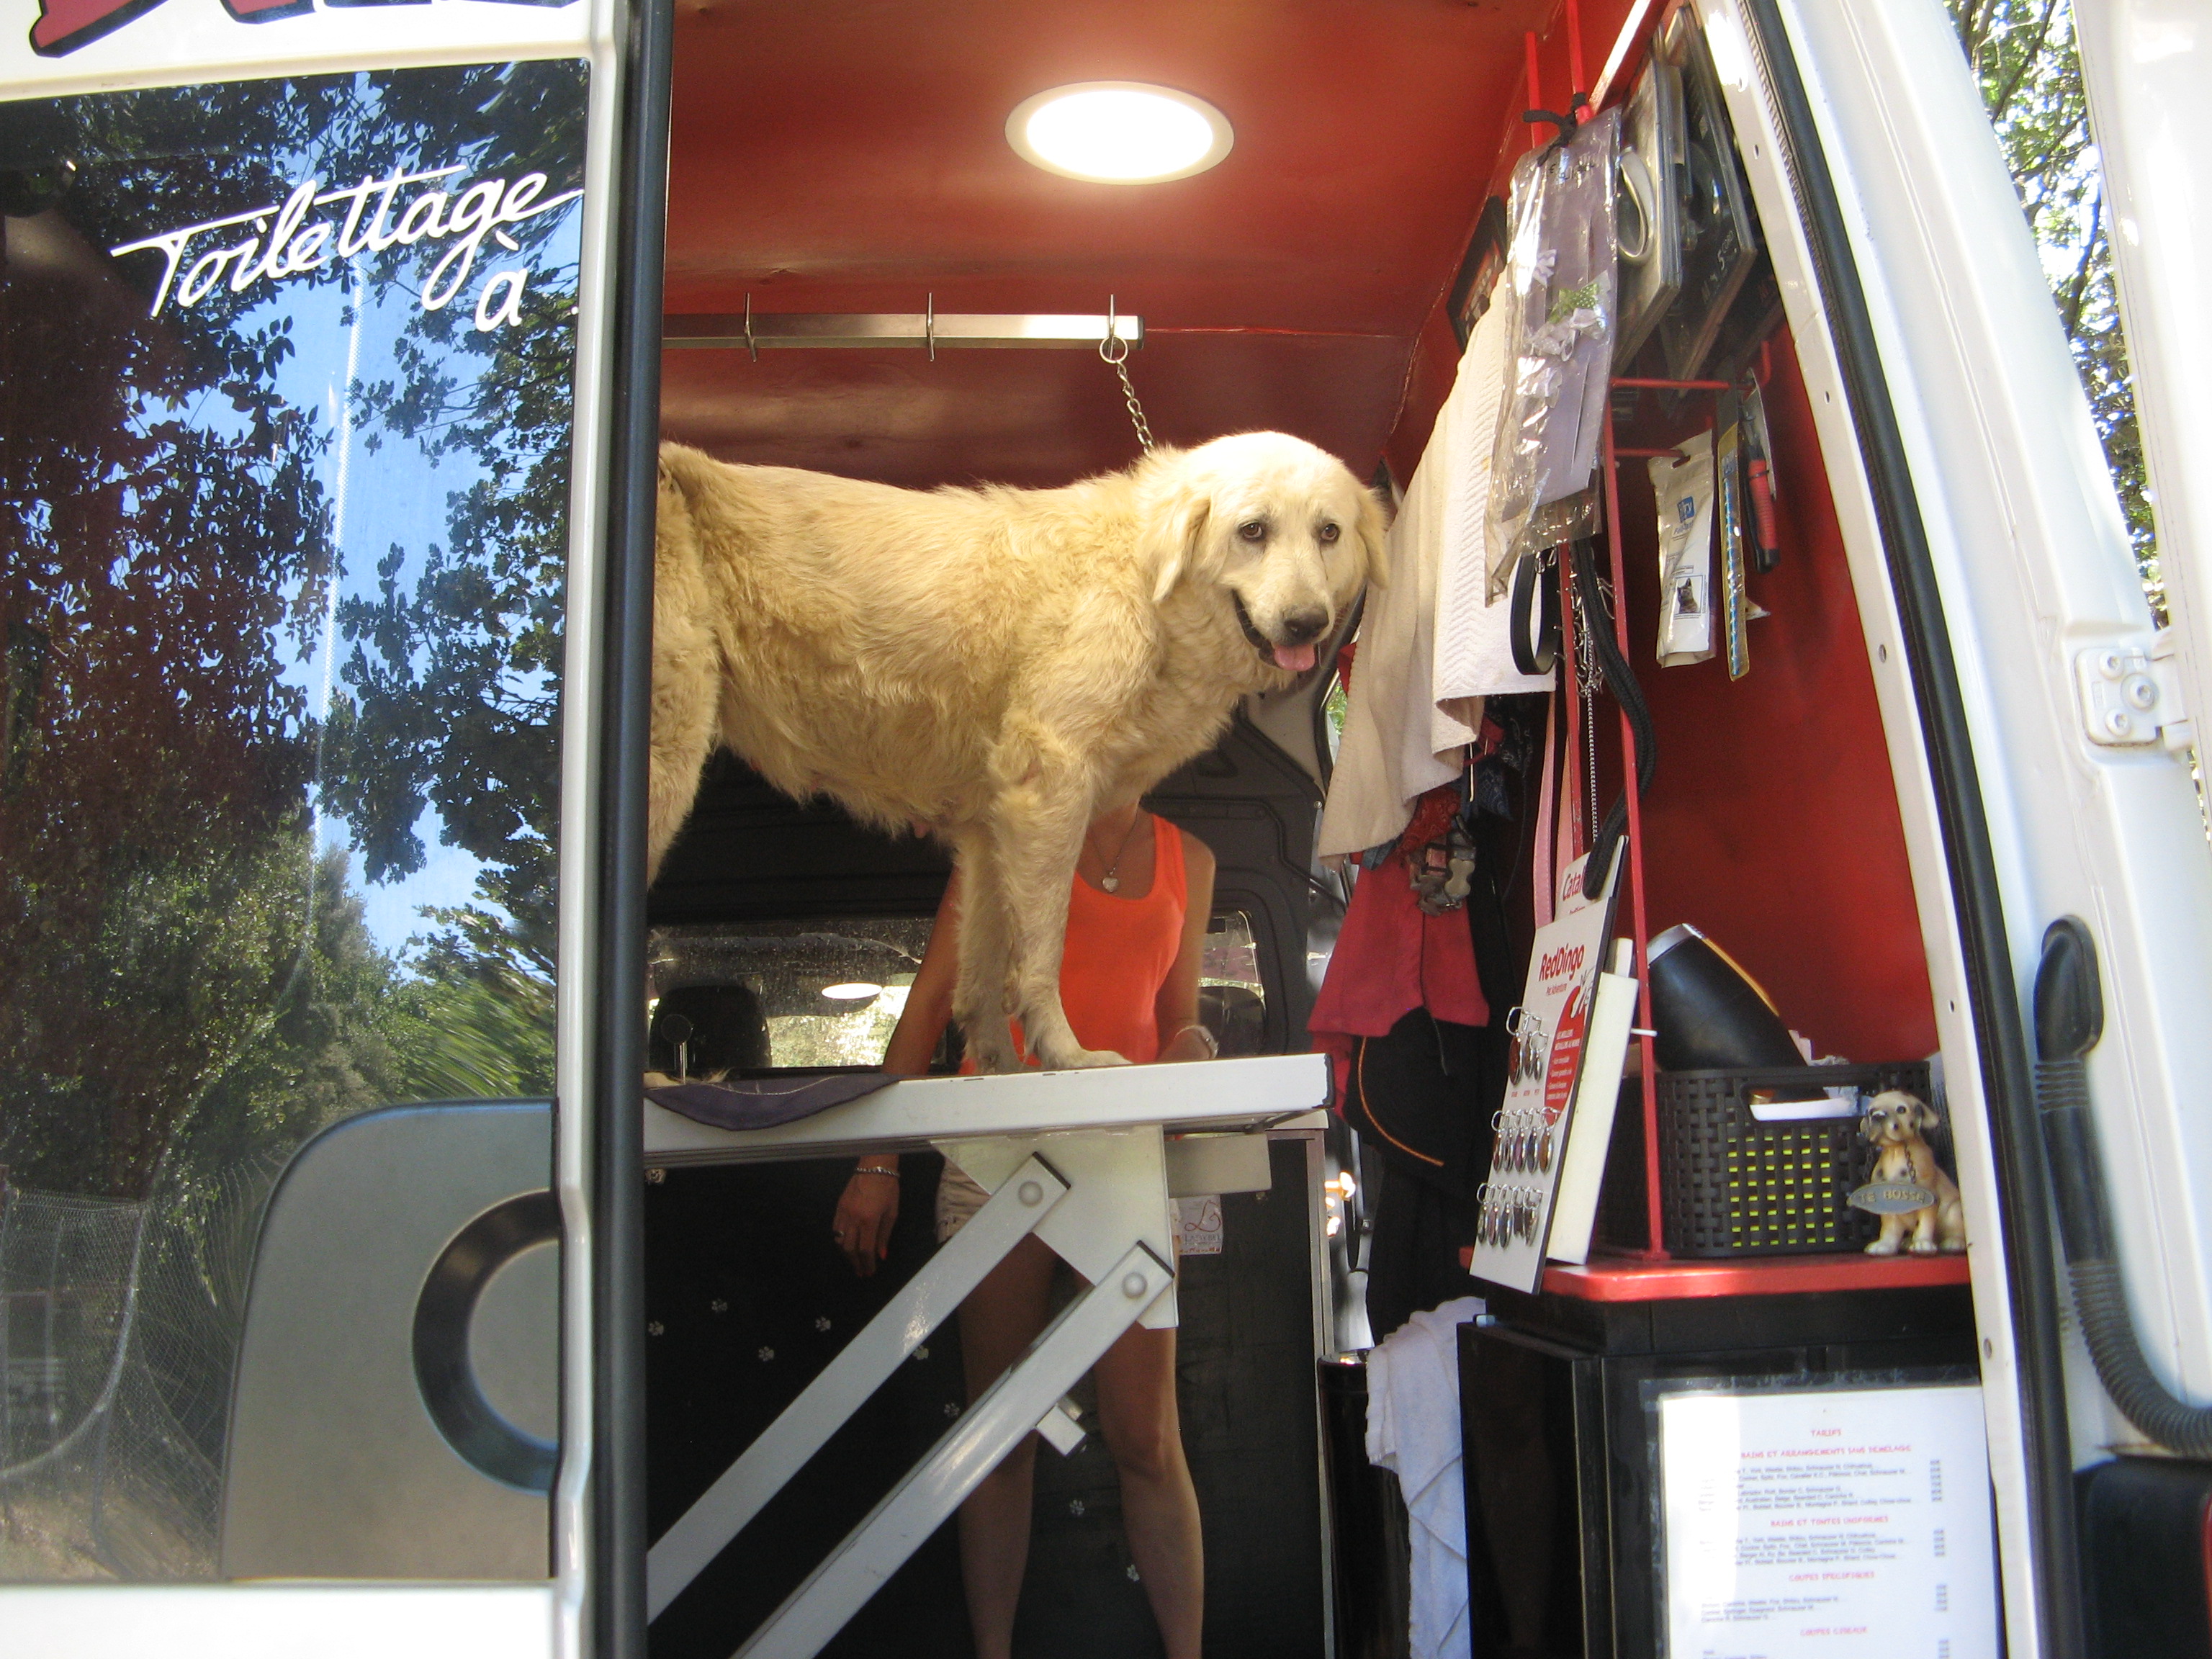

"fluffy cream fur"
[651,431,1385,1071]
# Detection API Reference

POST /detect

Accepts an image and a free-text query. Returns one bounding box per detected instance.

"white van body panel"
[6,1583,557,1659]
[0,0,594,96]
[1702,0,2212,1652]
[2074,0,2212,796]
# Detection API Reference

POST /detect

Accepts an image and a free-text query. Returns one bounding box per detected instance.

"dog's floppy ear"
[1909,1097,1941,1135]
[1356,484,1391,590]
[1150,485,1213,603]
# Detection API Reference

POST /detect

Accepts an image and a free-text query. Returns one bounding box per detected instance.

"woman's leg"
[1092,1322,1204,1659]
[955,1233,1057,1659]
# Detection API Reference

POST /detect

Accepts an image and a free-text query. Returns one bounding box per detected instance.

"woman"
[832,800,1217,1659]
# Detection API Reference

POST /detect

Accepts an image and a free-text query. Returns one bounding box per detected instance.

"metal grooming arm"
[640,1053,1330,1657]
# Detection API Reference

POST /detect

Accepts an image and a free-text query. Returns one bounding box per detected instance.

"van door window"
[649,920,934,1071]
[647,909,1269,1071]
[0,60,585,1581]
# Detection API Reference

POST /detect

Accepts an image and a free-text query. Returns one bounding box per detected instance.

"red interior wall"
[1377,0,1936,1064]
[1621,333,1938,1063]
[1383,0,1648,482]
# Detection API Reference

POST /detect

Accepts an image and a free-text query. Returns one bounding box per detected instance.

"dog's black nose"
[1280,608,1329,644]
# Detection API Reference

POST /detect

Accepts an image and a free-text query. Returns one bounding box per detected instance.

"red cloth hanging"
[1308,789,1490,1098]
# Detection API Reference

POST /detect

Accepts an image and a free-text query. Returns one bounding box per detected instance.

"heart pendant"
[1100,873,1119,892]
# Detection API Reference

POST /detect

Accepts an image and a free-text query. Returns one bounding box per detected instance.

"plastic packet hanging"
[1485,108,1622,601]
[1648,432,1716,666]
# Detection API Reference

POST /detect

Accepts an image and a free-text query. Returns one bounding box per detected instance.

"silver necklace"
[1089,812,1143,893]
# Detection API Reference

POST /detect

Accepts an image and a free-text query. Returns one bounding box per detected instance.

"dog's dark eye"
[1318,522,1340,544]
[1237,521,1267,544]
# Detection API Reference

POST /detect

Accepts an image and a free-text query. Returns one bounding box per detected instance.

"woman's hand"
[834,1163,900,1277]
[1155,1023,1218,1065]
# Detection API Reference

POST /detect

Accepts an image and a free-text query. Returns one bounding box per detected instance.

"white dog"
[651,432,1385,1072]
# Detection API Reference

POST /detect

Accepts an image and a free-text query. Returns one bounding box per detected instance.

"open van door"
[0,0,665,1652]
[1691,1,2212,1653]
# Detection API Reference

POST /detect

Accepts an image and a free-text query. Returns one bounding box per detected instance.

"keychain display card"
[1469,848,1621,1293]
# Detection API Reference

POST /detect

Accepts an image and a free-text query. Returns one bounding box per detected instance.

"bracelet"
[1170,1023,1219,1058]
[853,1165,901,1180]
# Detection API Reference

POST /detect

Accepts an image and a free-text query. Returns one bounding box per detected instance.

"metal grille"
[0,1149,287,1579]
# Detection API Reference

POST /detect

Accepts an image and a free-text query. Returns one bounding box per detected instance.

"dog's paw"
[969,1047,1023,1076]
[1036,1044,1133,1071]
[1908,1238,1940,1256]
[1863,1238,1901,1257]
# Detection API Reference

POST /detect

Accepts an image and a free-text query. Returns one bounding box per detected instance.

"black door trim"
[1734,1,2083,1651]
[592,0,673,1650]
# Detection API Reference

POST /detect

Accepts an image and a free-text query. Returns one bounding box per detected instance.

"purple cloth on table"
[645,1073,898,1130]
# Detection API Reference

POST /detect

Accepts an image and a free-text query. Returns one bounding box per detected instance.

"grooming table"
[642,1053,1331,1658]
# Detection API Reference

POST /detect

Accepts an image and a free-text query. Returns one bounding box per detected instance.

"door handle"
[411,1189,562,1492]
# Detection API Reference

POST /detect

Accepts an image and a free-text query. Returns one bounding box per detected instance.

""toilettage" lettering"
[109,163,580,331]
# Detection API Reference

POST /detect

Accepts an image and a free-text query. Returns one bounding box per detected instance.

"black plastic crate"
[1641,1061,1936,1258]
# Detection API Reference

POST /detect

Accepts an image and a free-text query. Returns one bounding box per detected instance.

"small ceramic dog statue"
[1859,1090,1967,1256]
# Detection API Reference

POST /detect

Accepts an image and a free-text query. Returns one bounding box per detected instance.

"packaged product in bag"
[1649,432,1716,666]
[1484,108,1622,601]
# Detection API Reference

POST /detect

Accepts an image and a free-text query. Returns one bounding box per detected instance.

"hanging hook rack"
[667,307,1143,353]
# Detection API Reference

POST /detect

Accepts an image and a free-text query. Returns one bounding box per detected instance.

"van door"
[0,0,657,1651]
[2072,0,2211,758]
[1695,1,2212,1654]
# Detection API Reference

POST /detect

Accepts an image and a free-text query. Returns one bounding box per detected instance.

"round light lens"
[1007,83,1233,184]
[821,982,883,1001]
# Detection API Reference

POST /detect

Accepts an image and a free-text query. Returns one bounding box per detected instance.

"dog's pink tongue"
[1272,642,1318,674]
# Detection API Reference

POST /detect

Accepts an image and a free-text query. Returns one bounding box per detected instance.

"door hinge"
[2075,629,2193,753]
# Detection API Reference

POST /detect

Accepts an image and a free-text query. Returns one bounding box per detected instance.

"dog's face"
[1147,432,1387,678]
[1861,1090,1939,1146]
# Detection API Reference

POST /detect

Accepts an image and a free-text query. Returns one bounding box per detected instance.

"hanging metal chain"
[1099,297,1155,455]
[1573,567,1601,843]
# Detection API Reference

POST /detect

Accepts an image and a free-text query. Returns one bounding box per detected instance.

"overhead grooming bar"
[663,300,1142,356]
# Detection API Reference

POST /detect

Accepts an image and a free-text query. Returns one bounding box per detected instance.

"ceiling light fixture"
[821,982,883,1001]
[1007,83,1233,184]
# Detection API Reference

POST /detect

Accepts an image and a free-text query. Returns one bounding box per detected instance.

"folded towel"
[1366,1296,1486,1659]
[644,1072,897,1130]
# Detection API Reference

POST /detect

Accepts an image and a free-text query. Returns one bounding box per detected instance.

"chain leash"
[1099,297,1155,456]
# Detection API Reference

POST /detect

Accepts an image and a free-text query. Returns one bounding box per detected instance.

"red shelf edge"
[1458,1248,1972,1301]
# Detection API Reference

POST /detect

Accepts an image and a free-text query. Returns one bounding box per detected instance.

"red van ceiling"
[660,0,1563,490]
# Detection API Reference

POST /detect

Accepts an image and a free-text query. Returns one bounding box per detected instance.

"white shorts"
[935,1163,991,1242]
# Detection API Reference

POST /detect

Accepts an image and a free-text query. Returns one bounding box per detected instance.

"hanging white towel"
[1317,400,1473,859]
[1365,1295,1485,1659]
[1319,327,1514,859]
[1434,287,1555,727]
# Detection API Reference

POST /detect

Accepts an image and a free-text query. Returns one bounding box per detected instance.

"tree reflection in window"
[0,63,585,1575]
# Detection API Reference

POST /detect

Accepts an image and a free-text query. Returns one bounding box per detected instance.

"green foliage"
[1948,0,2161,609]
[0,63,580,1199]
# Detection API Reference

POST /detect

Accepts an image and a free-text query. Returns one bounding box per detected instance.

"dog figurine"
[1859,1089,1966,1256]
[650,433,1383,1072]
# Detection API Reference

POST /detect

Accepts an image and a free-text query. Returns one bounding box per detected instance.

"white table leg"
[647,1154,1069,1619]
[734,1240,1175,1659]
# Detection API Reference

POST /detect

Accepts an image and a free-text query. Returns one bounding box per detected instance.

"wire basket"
[1646,1061,1937,1258]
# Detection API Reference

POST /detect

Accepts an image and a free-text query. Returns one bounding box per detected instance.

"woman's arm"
[1153,832,1218,1064]
[883,867,961,1076]
[837,870,963,1276]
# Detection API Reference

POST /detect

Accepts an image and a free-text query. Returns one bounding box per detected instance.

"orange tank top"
[963,818,1189,1068]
